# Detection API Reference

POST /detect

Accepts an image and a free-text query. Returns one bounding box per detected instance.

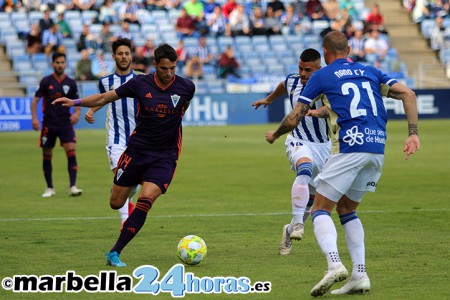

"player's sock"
[66,149,78,187]
[340,212,367,279]
[43,154,53,188]
[111,197,154,254]
[312,210,342,270]
[288,163,312,234]
[118,199,130,221]
[303,197,315,223]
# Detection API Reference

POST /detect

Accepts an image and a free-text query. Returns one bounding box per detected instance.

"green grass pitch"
[0,119,449,299]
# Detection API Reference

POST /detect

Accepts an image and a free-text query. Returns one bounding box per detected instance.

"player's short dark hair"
[112,38,133,54]
[154,43,178,63]
[52,52,66,62]
[300,48,321,62]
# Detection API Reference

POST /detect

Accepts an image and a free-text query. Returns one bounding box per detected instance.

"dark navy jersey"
[115,73,196,158]
[35,73,79,127]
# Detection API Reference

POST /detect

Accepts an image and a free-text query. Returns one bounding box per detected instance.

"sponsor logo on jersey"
[342,125,364,146]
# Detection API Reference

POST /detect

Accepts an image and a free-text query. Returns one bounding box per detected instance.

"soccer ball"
[177,235,207,265]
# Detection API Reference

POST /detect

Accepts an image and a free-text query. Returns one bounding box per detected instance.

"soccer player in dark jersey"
[31,52,83,198]
[53,44,196,267]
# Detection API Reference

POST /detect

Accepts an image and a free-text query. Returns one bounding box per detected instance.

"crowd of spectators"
[2,0,402,81]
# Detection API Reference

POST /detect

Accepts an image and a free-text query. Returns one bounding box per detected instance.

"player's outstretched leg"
[310,210,348,297]
[106,197,154,267]
[288,162,312,240]
[331,212,370,295]
[119,185,139,230]
[279,224,292,255]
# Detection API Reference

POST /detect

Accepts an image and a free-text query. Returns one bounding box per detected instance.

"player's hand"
[265,130,278,144]
[306,109,318,117]
[31,118,40,131]
[84,109,95,124]
[52,97,74,107]
[252,99,270,110]
[403,134,420,160]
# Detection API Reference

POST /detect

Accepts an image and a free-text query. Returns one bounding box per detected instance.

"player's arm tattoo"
[273,103,310,138]
[408,123,418,136]
[387,90,402,100]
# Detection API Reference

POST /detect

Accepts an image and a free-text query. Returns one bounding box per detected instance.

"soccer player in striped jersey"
[84,38,143,229]
[54,43,196,267]
[266,31,420,296]
[31,52,83,198]
[253,48,330,255]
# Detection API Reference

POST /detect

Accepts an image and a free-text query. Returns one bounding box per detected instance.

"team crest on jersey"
[116,168,124,180]
[62,85,70,94]
[170,94,180,107]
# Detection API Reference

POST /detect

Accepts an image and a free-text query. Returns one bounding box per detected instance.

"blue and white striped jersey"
[99,70,141,147]
[299,59,397,154]
[285,73,329,143]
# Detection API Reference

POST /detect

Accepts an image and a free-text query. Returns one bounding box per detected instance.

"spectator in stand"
[265,6,283,35]
[175,8,200,39]
[251,6,267,35]
[192,36,215,65]
[206,5,229,37]
[97,21,116,52]
[364,29,388,67]
[175,39,188,72]
[245,0,262,16]
[77,24,97,53]
[266,0,285,14]
[184,53,203,79]
[56,12,72,38]
[222,0,237,20]
[291,0,307,19]
[39,8,54,33]
[348,29,366,62]
[91,49,114,78]
[142,38,156,64]
[229,4,252,36]
[217,45,240,78]
[203,0,219,16]
[73,0,97,11]
[306,0,327,21]
[42,23,66,56]
[184,0,204,18]
[281,4,301,35]
[120,0,140,26]
[116,21,134,41]
[323,0,340,21]
[99,0,119,25]
[132,46,151,74]
[26,23,43,54]
[339,0,358,20]
[144,0,167,11]
[163,0,182,10]
[1,0,24,12]
[76,49,96,81]
[365,4,387,34]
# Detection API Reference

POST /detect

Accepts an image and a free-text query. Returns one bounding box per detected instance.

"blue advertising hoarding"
[1,89,449,132]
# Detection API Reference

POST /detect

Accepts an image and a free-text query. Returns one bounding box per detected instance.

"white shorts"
[106,144,127,170]
[285,135,331,189]
[314,152,384,202]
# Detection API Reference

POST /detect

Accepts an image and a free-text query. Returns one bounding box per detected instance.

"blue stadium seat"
[29,11,43,25]
[82,10,98,24]
[235,35,251,45]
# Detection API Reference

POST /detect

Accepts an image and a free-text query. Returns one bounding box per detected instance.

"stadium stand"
[2,0,447,96]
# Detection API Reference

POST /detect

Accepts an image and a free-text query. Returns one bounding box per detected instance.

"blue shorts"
[40,125,76,148]
[113,148,177,194]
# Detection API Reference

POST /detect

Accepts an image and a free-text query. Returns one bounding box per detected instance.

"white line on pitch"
[0,208,447,222]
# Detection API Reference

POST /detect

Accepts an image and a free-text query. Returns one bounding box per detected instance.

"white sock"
[313,212,342,270]
[341,214,367,279]
[288,174,310,233]
[118,199,130,221]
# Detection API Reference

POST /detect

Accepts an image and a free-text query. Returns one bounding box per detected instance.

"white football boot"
[279,224,292,255]
[42,188,55,198]
[331,276,371,295]
[310,264,348,297]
